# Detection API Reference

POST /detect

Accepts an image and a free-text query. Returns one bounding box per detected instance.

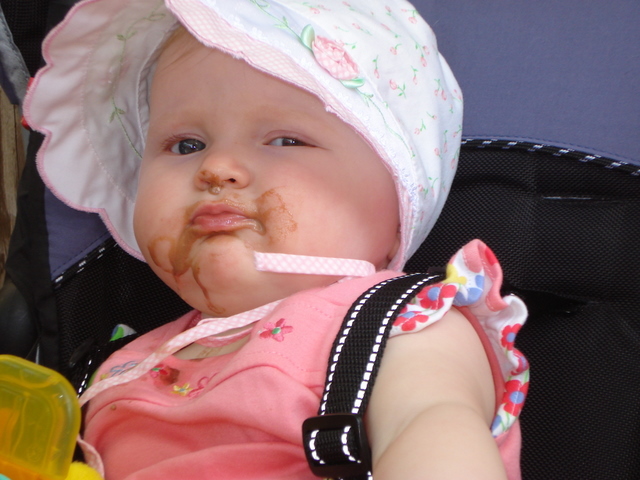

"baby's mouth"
[188,202,264,235]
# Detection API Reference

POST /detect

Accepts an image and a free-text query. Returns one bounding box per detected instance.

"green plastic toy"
[0,355,81,480]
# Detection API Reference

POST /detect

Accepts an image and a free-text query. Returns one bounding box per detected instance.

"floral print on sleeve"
[391,240,530,438]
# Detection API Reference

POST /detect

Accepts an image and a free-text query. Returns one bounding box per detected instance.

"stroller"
[1,1,639,478]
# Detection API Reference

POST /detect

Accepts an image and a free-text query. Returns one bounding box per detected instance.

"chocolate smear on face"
[146,188,296,315]
[147,204,228,315]
[191,260,226,315]
[255,189,297,243]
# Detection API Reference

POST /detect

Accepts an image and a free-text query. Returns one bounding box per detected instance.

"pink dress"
[83,240,528,479]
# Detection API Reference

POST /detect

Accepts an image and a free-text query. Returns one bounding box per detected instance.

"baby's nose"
[195,170,238,194]
[193,150,250,193]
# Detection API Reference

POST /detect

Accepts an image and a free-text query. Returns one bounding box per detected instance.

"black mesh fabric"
[407,145,640,479]
[1,0,82,75]
[0,0,50,75]
[54,238,191,380]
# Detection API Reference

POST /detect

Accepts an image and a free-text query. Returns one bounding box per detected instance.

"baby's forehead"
[153,31,362,133]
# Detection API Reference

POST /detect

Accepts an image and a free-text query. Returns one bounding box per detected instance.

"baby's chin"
[148,234,355,316]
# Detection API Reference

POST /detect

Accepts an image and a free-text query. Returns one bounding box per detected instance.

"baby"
[25,0,528,479]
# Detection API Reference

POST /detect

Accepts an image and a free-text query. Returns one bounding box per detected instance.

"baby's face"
[134,31,399,316]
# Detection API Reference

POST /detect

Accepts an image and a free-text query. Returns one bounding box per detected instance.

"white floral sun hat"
[24,0,462,271]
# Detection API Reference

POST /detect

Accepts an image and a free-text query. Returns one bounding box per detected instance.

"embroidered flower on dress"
[172,383,193,396]
[150,364,180,385]
[101,361,138,381]
[259,318,293,342]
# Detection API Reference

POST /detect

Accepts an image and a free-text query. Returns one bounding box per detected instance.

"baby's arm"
[366,307,506,480]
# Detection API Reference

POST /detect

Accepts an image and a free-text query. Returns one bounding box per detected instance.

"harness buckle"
[302,413,371,478]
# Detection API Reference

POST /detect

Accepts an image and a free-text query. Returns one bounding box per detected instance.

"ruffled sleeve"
[390,240,529,438]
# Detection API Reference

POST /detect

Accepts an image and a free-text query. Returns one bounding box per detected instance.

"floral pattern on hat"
[311,34,359,80]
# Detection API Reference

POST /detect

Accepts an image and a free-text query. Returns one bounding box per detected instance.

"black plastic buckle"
[302,413,371,478]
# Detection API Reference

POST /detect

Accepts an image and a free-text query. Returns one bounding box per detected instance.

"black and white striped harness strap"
[302,270,445,480]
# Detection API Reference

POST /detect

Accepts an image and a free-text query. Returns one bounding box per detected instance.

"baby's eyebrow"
[249,106,330,130]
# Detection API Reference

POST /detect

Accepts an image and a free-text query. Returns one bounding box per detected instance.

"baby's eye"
[170,138,206,155]
[268,137,309,147]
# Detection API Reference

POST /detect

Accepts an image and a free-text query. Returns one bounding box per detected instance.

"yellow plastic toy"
[0,355,81,480]
[64,463,102,480]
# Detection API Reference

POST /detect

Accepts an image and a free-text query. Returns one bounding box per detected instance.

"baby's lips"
[193,212,250,230]
[190,203,263,233]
